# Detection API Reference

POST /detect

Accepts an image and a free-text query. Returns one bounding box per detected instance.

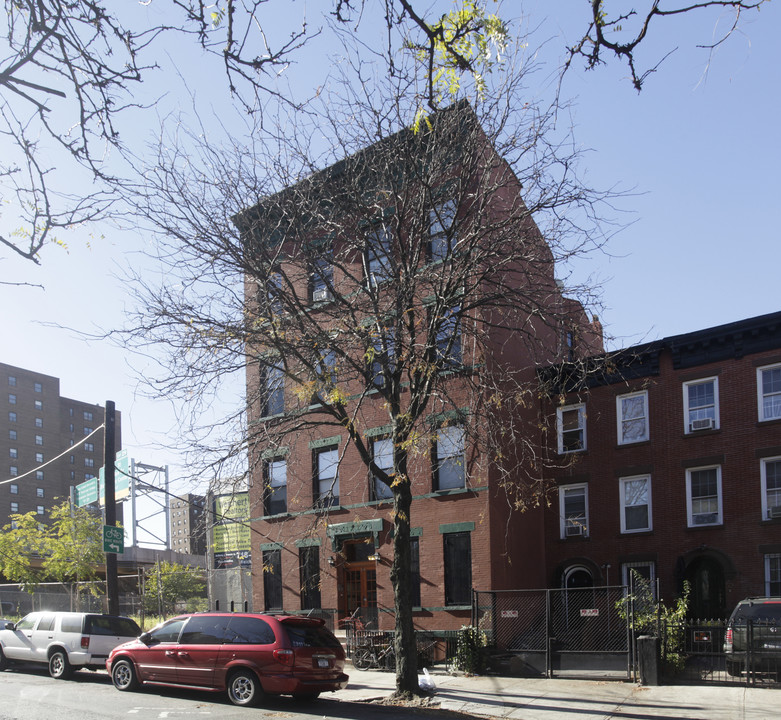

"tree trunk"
[391,454,418,696]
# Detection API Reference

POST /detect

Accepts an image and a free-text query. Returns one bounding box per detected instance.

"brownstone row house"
[544,310,781,619]
[236,103,603,633]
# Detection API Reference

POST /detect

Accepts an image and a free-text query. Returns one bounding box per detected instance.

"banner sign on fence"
[501,610,519,618]
[580,608,599,617]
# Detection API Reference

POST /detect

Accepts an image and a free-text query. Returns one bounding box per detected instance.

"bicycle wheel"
[353,648,374,670]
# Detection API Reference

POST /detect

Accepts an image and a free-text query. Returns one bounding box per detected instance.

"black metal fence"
[344,626,459,670]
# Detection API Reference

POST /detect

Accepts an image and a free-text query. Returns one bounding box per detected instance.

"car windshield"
[733,601,781,622]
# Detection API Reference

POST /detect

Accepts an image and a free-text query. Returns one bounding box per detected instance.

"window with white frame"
[758,363,781,422]
[309,250,333,303]
[619,475,652,533]
[686,465,722,526]
[617,391,649,444]
[428,199,457,262]
[683,377,719,433]
[559,483,588,538]
[366,225,393,286]
[433,425,465,491]
[263,457,287,515]
[314,446,339,508]
[435,304,462,368]
[371,437,394,501]
[557,404,586,453]
[760,457,781,520]
[261,360,285,417]
[765,554,781,596]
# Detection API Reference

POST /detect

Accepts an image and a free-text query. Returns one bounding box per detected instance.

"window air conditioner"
[769,506,781,520]
[565,524,585,537]
[690,417,715,432]
[312,287,332,302]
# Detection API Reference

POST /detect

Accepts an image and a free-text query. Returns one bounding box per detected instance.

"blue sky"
[0,2,777,542]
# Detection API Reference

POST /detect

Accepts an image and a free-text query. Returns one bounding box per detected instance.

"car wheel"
[353,648,373,670]
[48,650,73,680]
[726,660,743,677]
[0,646,8,672]
[227,669,263,707]
[293,692,320,702]
[111,659,140,692]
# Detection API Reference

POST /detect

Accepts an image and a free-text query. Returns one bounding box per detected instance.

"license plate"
[317,659,329,668]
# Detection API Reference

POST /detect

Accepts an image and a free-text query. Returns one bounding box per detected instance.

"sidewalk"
[332,666,779,719]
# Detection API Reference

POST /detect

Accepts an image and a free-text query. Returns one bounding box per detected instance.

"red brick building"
[239,104,602,631]
[544,311,781,618]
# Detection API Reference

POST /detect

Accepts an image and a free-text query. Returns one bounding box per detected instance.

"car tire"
[0,646,8,672]
[352,648,373,670]
[111,658,140,692]
[293,692,320,702]
[227,669,263,707]
[726,660,743,677]
[48,650,73,680]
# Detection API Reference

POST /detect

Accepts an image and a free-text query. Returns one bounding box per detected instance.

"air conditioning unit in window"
[690,417,715,432]
[312,287,332,303]
[565,524,585,537]
[769,506,781,520]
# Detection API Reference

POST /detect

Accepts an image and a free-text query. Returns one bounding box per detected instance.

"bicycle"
[352,638,396,670]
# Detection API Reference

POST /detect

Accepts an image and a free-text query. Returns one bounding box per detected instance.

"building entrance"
[341,539,378,628]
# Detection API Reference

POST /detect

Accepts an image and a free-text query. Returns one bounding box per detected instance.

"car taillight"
[81,636,90,650]
[725,627,733,649]
[273,649,295,666]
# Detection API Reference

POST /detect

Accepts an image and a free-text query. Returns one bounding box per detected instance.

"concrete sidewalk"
[332,666,779,719]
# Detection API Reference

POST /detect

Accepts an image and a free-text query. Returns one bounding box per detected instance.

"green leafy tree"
[0,511,48,592]
[143,561,206,617]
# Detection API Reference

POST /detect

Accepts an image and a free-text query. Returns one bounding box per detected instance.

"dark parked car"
[723,597,781,677]
[106,613,348,707]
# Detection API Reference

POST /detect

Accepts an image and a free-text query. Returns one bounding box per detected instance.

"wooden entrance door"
[341,540,378,628]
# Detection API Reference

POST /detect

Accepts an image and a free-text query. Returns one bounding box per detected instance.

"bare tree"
[117,31,613,692]
[565,0,767,91]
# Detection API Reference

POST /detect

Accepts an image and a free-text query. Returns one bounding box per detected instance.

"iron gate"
[473,586,632,678]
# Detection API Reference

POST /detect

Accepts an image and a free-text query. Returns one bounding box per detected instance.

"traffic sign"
[103,524,124,554]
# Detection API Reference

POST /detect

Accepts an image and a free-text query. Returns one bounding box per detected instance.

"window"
[85,458,94,468]
[8,429,16,440]
[371,437,394,500]
[180,615,231,645]
[85,442,94,452]
[444,532,471,606]
[433,425,465,490]
[365,224,392,286]
[69,424,74,433]
[410,537,421,608]
[34,382,42,393]
[299,546,321,610]
[263,549,283,611]
[34,417,42,428]
[83,426,93,435]
[36,488,44,498]
[35,452,43,463]
[8,412,16,422]
[617,391,649,444]
[84,411,93,421]
[428,199,457,261]
[619,475,652,533]
[8,376,16,386]
[758,364,781,422]
[36,505,44,515]
[369,328,395,388]
[261,360,284,417]
[435,304,462,368]
[557,404,586,453]
[309,250,333,303]
[263,458,287,515]
[559,483,588,538]
[683,377,719,432]
[34,400,42,410]
[314,446,339,507]
[35,435,43,446]
[761,457,781,520]
[35,471,43,481]
[686,465,722,526]
[9,448,17,458]
[10,502,18,513]
[8,394,16,404]
[313,348,337,402]
[765,554,781,596]
[10,484,18,494]
[9,467,17,477]
[622,562,657,610]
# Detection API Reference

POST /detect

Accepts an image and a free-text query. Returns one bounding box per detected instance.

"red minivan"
[106,613,348,707]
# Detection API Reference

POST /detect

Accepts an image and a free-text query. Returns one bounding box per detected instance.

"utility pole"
[104,400,119,616]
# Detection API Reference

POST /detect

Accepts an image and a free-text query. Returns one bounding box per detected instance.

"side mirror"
[3,622,14,630]
[139,631,153,645]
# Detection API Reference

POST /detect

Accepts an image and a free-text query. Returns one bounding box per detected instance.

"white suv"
[0,611,140,679]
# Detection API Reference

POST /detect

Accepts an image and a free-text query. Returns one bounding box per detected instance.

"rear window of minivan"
[732,601,781,622]
[284,624,341,649]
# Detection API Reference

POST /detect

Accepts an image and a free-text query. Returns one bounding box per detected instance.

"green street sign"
[74,478,99,506]
[103,524,124,554]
